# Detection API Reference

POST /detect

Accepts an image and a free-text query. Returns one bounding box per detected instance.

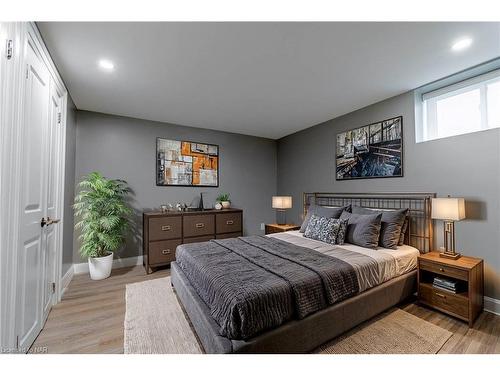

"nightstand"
[265,223,301,235]
[417,252,483,327]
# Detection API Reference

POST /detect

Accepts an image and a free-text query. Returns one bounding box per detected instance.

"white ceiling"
[38,22,500,139]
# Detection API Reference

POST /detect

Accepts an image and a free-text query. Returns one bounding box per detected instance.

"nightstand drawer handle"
[435,292,446,299]
[161,225,171,231]
[226,220,234,225]
[439,267,445,272]
[195,223,205,228]
[161,249,171,255]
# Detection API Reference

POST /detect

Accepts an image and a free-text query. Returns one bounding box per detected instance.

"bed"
[171,192,435,353]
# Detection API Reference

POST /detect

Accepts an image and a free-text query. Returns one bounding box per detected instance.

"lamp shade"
[272,196,292,209]
[431,197,466,221]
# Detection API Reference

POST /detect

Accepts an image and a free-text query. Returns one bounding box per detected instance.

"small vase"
[221,201,231,209]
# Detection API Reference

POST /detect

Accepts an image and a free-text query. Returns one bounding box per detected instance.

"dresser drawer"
[419,260,468,281]
[148,239,181,265]
[216,232,242,240]
[183,235,215,244]
[148,216,182,241]
[216,212,242,234]
[183,214,215,237]
[419,284,468,319]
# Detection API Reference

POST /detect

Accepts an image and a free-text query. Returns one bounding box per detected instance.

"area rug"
[124,276,452,354]
[124,277,203,354]
[314,308,452,354]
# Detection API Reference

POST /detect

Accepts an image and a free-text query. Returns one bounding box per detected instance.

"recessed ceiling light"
[451,37,472,52]
[98,59,114,71]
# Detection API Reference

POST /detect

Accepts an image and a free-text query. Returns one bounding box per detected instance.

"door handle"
[41,217,60,227]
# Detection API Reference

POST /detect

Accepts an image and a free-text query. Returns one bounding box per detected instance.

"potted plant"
[216,192,231,209]
[74,172,132,280]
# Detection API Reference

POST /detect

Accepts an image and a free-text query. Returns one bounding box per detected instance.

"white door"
[41,81,63,322]
[16,39,50,351]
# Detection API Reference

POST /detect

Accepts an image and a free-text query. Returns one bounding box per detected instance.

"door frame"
[0,22,68,352]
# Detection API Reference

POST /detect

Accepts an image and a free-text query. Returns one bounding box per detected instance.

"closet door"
[16,38,50,351]
[41,81,63,322]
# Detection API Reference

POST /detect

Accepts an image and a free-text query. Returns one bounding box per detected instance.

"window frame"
[416,66,500,143]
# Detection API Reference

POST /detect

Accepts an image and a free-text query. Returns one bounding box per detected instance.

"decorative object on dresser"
[335,116,403,180]
[272,196,292,225]
[431,196,466,259]
[417,252,483,327]
[143,208,243,273]
[156,138,219,187]
[265,223,300,235]
[216,192,231,209]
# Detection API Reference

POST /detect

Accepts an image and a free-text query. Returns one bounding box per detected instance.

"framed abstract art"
[156,138,219,187]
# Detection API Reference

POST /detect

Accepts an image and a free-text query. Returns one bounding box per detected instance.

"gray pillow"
[300,204,351,233]
[351,206,408,249]
[398,217,409,246]
[339,211,382,249]
[304,214,342,244]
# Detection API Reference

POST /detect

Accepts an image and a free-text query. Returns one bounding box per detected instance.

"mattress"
[268,230,419,292]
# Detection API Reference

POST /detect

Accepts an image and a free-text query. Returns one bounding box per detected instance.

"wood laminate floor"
[32,265,500,354]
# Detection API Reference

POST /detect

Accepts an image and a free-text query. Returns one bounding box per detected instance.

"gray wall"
[74,110,277,262]
[62,96,77,275]
[277,91,500,299]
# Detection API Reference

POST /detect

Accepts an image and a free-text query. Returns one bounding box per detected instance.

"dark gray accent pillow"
[351,206,409,249]
[339,211,382,249]
[398,217,409,246]
[299,204,351,233]
[303,214,342,244]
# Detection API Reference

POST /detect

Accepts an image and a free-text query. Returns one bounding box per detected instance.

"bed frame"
[171,192,435,353]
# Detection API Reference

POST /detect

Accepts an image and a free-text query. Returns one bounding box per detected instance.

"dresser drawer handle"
[439,268,445,272]
[226,220,234,225]
[195,223,205,228]
[161,249,171,255]
[161,225,171,231]
[435,292,446,299]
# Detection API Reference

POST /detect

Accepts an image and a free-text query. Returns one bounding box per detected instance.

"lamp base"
[439,251,461,260]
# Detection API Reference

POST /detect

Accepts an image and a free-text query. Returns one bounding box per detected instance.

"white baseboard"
[73,255,143,275]
[484,296,500,316]
[60,266,74,298]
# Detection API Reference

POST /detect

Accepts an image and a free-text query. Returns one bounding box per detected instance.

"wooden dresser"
[417,252,483,327]
[142,208,243,273]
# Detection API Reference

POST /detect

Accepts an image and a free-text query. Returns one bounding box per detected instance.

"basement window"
[418,68,500,142]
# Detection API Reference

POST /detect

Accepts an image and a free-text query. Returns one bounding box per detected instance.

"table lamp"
[272,196,292,225]
[431,196,466,259]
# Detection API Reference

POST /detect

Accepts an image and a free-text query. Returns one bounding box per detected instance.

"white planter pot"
[221,201,231,209]
[88,252,113,280]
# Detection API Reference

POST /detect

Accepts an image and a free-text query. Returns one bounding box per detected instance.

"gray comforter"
[175,236,359,340]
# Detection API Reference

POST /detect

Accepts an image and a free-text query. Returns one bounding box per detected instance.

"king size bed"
[170,192,435,353]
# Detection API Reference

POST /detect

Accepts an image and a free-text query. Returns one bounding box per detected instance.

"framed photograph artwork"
[156,138,219,187]
[335,116,403,180]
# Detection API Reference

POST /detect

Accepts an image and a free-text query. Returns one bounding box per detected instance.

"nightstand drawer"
[419,260,468,281]
[149,216,182,241]
[419,284,469,319]
[148,239,181,265]
[183,214,215,237]
[216,212,242,234]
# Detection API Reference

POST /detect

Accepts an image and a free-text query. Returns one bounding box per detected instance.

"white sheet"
[268,230,419,292]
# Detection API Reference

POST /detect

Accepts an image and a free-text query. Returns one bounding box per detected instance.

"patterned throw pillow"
[335,219,349,245]
[304,214,342,244]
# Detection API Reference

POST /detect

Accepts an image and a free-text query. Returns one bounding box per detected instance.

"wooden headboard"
[303,192,436,253]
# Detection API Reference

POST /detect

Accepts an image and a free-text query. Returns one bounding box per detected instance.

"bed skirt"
[171,261,417,353]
